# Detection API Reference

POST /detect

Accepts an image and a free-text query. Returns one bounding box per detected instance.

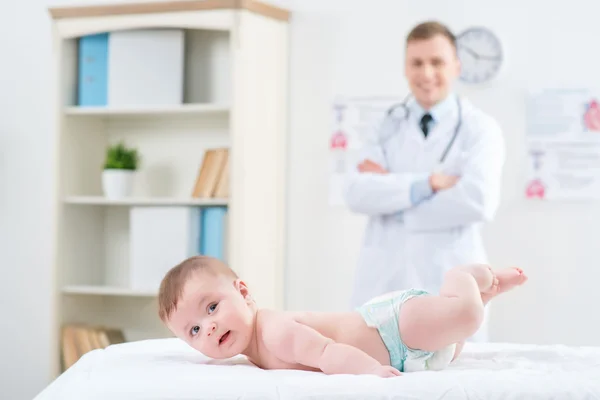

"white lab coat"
[344,96,505,342]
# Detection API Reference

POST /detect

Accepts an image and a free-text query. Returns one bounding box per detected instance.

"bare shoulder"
[257,310,296,342]
[256,309,334,369]
[258,309,294,328]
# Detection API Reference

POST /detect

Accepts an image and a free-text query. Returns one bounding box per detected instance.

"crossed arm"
[262,316,400,377]
[343,141,432,215]
[344,150,457,216]
[344,119,505,230]
[403,121,505,231]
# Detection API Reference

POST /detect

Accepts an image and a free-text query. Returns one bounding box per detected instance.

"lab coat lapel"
[420,101,460,171]
[385,96,462,173]
[389,122,426,172]
[402,116,453,172]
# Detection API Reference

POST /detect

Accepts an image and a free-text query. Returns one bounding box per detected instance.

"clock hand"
[461,46,480,60]
[460,46,501,61]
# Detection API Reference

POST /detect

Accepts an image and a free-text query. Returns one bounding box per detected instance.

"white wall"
[0,1,55,400]
[0,0,597,399]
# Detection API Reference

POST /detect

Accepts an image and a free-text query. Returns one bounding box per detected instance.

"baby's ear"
[234,279,251,300]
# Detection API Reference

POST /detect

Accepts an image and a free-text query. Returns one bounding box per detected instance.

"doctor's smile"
[406,33,460,109]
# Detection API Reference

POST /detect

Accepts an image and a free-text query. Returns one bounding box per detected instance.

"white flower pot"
[102,169,135,199]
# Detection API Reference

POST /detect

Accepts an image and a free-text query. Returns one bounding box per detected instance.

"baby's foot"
[494,267,528,294]
[482,267,527,304]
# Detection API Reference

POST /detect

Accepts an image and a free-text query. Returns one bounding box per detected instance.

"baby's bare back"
[251,310,390,372]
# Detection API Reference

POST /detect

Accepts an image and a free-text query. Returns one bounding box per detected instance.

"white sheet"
[35,338,600,399]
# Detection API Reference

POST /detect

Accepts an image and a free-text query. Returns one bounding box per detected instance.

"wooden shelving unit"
[47,0,290,375]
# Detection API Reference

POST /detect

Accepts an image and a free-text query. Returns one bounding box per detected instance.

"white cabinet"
[48,0,290,375]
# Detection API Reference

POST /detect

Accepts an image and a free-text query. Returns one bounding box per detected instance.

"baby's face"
[167,272,255,359]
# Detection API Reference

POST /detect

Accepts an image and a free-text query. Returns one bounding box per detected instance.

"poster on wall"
[329,96,400,206]
[525,88,600,200]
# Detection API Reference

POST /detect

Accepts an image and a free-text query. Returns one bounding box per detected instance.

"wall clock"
[456,27,503,84]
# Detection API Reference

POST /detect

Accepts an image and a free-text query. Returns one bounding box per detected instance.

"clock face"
[456,27,503,84]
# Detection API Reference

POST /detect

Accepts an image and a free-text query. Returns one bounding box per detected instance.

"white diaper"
[403,342,456,372]
[356,289,456,372]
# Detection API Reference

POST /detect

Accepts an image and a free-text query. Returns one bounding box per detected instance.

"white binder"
[129,206,200,291]
[108,29,184,106]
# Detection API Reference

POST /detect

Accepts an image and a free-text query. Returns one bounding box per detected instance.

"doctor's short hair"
[406,21,456,49]
[158,255,239,322]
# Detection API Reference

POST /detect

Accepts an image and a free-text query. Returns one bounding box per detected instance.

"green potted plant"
[102,141,140,199]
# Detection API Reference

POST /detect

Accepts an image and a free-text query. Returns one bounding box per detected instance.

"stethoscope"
[381,94,463,163]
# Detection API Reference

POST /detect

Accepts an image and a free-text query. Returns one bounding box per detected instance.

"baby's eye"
[190,326,200,336]
[208,302,218,314]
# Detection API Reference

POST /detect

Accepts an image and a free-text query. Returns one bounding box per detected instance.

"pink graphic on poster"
[526,149,546,199]
[330,131,348,150]
[583,99,600,131]
[525,179,545,199]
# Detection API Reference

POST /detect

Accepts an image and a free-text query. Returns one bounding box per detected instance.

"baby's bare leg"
[398,264,494,353]
[450,266,528,360]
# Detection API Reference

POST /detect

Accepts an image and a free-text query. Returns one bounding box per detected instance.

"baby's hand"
[369,365,402,378]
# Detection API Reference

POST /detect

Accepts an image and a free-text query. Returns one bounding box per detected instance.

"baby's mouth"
[219,330,231,345]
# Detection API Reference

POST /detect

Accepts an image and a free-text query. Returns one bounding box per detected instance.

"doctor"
[344,21,505,341]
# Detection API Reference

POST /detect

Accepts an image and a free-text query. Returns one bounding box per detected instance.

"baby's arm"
[263,314,400,377]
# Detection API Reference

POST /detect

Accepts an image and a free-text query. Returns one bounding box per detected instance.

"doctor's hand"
[358,159,388,174]
[429,173,459,192]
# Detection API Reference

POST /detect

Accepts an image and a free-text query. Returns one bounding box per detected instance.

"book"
[77,33,109,106]
[213,152,230,198]
[61,325,127,372]
[200,207,228,260]
[191,148,229,198]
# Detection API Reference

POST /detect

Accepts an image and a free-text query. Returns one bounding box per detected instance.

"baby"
[158,256,527,377]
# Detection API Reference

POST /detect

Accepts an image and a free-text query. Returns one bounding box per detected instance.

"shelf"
[64,196,228,206]
[48,4,289,378]
[64,103,230,117]
[62,285,157,297]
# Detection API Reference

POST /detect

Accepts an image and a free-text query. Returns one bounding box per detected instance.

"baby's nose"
[206,322,217,336]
